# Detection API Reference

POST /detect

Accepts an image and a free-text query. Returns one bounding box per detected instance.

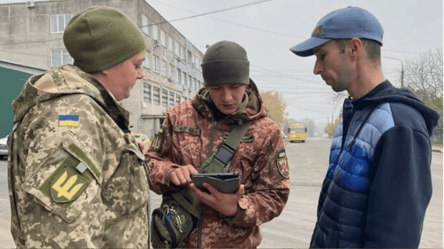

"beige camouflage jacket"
[8,65,149,248]
[148,86,290,248]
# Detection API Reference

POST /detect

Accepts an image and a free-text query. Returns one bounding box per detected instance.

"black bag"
[151,191,199,248]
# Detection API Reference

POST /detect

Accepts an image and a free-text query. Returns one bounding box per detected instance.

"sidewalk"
[432,146,443,153]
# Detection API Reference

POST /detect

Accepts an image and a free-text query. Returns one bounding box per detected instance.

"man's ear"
[348,38,363,60]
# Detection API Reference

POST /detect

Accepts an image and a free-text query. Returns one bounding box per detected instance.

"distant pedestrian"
[290,6,439,247]
[8,6,150,248]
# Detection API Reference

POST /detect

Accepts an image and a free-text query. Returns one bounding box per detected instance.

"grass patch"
[433,142,443,148]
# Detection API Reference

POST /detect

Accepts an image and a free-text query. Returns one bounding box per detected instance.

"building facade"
[0,0,204,138]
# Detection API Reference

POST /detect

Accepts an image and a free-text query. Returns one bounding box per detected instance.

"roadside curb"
[432,147,443,153]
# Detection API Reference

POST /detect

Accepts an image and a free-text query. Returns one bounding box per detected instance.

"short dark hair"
[333,39,381,62]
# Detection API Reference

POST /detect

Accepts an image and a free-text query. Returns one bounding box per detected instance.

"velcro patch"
[58,114,80,127]
[174,126,201,136]
[276,148,289,178]
[39,156,93,209]
[278,148,286,158]
[151,126,166,152]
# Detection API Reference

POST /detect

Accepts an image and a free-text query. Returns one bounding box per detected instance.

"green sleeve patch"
[67,143,101,178]
[39,156,94,209]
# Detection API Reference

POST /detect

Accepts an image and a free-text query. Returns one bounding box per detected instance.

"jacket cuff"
[224,198,247,222]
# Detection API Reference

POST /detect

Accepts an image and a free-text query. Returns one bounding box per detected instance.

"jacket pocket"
[102,141,149,215]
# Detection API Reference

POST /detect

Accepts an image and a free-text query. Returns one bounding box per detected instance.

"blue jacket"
[310,81,439,248]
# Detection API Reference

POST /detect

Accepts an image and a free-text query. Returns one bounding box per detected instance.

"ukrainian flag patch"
[278,148,286,158]
[58,114,80,127]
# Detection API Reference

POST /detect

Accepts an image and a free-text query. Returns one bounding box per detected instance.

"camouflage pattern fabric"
[8,65,149,248]
[147,87,290,248]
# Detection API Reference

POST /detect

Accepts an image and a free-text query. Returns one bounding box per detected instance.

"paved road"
[0,138,442,248]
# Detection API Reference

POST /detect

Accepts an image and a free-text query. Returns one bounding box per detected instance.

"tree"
[260,90,288,127]
[404,49,443,141]
[324,115,341,138]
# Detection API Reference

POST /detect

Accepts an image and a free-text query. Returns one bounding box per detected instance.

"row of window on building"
[49,14,203,91]
[143,82,187,107]
[50,14,200,69]
[141,14,201,68]
[50,48,204,91]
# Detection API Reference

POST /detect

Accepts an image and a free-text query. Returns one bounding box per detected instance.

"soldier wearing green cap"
[141,40,290,248]
[8,6,150,248]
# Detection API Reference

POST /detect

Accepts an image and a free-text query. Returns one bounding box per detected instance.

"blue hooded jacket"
[310,81,439,248]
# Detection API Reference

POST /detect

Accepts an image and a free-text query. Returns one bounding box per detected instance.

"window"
[154,56,159,72]
[153,25,158,40]
[188,75,192,87]
[162,89,168,107]
[169,91,175,106]
[143,83,151,103]
[161,30,166,47]
[169,64,174,78]
[176,94,181,104]
[142,14,149,35]
[181,46,186,60]
[144,53,150,69]
[175,41,180,56]
[183,72,187,86]
[161,60,167,76]
[51,48,73,67]
[193,77,197,90]
[168,36,174,51]
[50,14,71,33]
[177,68,182,84]
[153,87,160,105]
[187,51,192,65]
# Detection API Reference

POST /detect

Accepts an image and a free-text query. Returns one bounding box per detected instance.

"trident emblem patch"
[52,171,84,200]
[49,166,88,203]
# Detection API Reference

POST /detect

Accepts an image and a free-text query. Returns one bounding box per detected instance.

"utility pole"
[384,56,404,88]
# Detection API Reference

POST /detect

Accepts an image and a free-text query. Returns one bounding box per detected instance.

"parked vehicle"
[0,135,9,159]
[288,123,307,143]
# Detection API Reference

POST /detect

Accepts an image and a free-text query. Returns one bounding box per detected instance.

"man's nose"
[221,88,232,101]
[313,60,322,75]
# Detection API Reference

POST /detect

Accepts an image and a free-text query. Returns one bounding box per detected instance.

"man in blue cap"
[290,6,439,248]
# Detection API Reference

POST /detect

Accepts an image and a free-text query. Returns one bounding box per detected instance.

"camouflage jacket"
[8,65,149,248]
[148,86,290,248]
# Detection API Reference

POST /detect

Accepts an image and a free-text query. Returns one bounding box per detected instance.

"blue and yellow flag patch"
[278,148,286,158]
[58,114,80,127]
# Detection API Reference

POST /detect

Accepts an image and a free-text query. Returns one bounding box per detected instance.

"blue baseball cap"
[290,6,384,57]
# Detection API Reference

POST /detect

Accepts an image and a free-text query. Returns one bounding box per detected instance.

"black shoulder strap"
[199,121,251,173]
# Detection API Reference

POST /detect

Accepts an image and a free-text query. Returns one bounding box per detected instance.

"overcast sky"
[146,0,443,124]
[2,0,443,125]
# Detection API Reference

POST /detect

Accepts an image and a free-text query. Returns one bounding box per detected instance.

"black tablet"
[191,173,240,193]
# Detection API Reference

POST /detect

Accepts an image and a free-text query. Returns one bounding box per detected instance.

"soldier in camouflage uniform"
[8,7,150,248]
[145,41,290,248]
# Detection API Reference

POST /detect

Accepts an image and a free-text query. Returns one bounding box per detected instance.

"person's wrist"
[224,203,240,218]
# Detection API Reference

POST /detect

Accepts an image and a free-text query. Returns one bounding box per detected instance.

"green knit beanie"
[201,40,250,86]
[63,6,146,73]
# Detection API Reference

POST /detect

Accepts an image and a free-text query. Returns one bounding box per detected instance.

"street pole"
[384,56,404,88]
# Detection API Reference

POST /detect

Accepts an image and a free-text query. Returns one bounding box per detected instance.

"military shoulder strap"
[199,121,251,173]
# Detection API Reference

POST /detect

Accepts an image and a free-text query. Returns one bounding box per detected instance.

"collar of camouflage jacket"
[12,64,130,129]
[193,86,267,123]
